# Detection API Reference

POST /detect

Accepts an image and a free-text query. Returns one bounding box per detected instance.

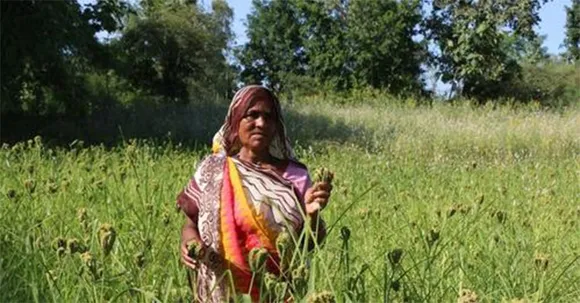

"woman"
[176,85,332,302]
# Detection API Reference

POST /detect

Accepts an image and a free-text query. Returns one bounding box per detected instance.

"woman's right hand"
[180,239,200,270]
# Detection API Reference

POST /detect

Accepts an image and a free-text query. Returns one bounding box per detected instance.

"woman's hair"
[223,87,285,156]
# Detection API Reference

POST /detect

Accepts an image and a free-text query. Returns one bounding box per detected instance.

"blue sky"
[226,0,572,55]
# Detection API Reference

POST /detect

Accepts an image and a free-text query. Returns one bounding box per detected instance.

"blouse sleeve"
[176,156,214,222]
[282,161,312,204]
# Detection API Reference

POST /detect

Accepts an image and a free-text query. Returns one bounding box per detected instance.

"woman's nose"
[254,116,266,127]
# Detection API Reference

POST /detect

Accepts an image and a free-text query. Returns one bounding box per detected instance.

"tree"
[564,0,580,62]
[347,0,426,93]
[237,0,427,96]
[118,0,235,103]
[236,0,306,92]
[425,0,552,101]
[1,0,129,115]
[294,0,351,91]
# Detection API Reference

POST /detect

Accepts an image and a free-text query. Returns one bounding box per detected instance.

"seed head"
[340,226,351,241]
[388,248,404,265]
[459,204,471,214]
[7,189,17,200]
[48,183,58,194]
[447,206,457,218]
[145,238,153,250]
[80,251,99,277]
[426,228,440,247]
[534,254,549,271]
[186,240,203,259]
[477,194,485,205]
[276,231,292,255]
[53,237,66,250]
[134,252,145,268]
[274,281,288,299]
[162,210,170,225]
[314,168,334,184]
[307,291,336,303]
[491,210,507,224]
[248,247,268,272]
[390,280,401,291]
[263,272,278,294]
[24,179,36,193]
[292,264,308,280]
[67,238,84,254]
[99,223,116,256]
[357,208,371,219]
[457,288,478,303]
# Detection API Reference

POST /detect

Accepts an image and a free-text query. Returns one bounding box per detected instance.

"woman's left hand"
[305,182,332,216]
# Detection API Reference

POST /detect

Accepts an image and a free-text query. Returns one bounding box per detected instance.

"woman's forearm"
[181,217,201,243]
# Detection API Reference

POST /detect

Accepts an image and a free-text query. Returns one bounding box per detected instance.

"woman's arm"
[177,187,202,269]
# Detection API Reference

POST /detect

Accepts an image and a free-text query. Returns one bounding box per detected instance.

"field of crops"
[1,102,579,302]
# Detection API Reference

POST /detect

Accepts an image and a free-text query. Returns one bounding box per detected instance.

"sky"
[225,0,572,54]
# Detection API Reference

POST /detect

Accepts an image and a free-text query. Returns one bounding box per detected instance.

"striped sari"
[178,154,312,302]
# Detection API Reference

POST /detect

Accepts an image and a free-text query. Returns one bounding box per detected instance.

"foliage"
[0,0,130,115]
[236,0,307,93]
[425,0,552,101]
[564,0,580,61]
[346,0,426,93]
[505,59,580,107]
[236,0,427,95]
[118,0,236,103]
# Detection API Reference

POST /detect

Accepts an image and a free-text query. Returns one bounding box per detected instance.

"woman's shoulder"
[198,153,227,168]
[285,159,310,177]
[193,153,226,178]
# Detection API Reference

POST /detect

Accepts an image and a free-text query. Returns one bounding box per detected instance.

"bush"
[508,60,580,108]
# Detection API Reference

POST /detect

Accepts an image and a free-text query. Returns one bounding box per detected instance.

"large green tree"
[236,0,306,92]
[236,0,427,95]
[347,0,426,93]
[564,0,580,62]
[118,0,235,103]
[425,0,551,100]
[1,0,129,115]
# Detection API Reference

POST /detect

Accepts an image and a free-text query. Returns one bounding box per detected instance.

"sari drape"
[179,155,308,302]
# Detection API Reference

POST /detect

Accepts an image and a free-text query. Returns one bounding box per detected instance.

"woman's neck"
[237,148,272,165]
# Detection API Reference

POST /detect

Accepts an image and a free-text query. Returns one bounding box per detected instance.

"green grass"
[1,101,579,302]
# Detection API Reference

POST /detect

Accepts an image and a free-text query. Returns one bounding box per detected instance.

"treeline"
[1,0,579,119]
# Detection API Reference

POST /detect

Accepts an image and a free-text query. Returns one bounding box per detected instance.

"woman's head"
[214,86,292,158]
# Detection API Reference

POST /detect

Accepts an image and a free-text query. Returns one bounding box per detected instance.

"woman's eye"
[244,112,272,121]
[246,112,260,120]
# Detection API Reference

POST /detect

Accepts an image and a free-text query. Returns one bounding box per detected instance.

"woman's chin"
[249,141,271,152]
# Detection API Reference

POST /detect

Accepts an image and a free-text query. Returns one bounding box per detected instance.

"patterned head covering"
[212,85,295,159]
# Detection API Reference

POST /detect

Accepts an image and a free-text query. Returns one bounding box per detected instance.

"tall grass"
[1,101,578,302]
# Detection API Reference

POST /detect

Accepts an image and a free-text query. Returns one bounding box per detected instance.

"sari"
[176,86,322,302]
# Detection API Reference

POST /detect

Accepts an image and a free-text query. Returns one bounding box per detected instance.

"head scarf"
[212,85,295,159]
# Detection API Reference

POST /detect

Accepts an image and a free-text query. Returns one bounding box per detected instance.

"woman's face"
[237,92,277,154]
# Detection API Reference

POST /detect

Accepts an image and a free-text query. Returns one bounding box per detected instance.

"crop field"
[1,102,579,302]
